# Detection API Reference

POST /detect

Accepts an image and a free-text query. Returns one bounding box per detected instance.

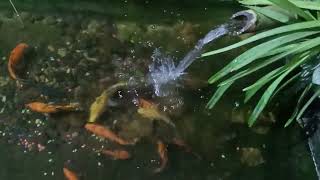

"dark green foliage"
[204,0,320,127]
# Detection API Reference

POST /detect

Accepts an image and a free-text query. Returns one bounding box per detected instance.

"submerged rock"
[42,16,57,25]
[240,147,265,167]
[86,20,102,34]
[20,12,32,21]
[57,48,67,57]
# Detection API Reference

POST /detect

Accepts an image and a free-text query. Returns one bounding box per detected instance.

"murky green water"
[0,1,317,180]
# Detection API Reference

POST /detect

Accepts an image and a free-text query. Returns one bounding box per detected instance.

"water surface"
[0,1,316,180]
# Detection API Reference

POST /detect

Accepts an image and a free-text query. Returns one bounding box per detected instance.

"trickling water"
[148,19,248,96]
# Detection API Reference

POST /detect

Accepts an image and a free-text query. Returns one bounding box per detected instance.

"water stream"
[148,19,247,96]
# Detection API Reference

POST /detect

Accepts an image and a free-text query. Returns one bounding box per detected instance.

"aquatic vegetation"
[25,102,80,113]
[63,168,79,180]
[138,98,175,127]
[101,149,131,160]
[204,0,320,127]
[8,43,29,80]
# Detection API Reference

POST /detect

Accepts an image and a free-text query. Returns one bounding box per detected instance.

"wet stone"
[240,147,265,167]
[2,11,13,18]
[31,14,44,22]
[57,48,67,57]
[42,16,57,25]
[47,45,55,52]
[87,20,102,34]
[20,12,32,21]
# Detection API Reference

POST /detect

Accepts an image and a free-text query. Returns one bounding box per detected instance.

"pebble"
[47,45,55,52]
[57,48,67,57]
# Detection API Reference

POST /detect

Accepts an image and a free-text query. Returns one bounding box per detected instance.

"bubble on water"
[98,162,102,166]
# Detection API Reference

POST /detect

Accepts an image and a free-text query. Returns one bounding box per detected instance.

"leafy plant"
[203,0,320,127]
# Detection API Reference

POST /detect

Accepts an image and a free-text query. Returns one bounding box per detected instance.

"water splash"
[148,19,247,96]
[148,49,182,96]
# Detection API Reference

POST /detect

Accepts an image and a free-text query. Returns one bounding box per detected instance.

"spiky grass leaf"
[218,46,299,87]
[202,20,320,57]
[222,35,320,87]
[296,87,320,121]
[244,66,285,91]
[285,83,312,127]
[290,0,320,11]
[261,43,300,58]
[248,6,291,23]
[244,66,284,103]
[241,0,320,9]
[268,0,315,20]
[238,0,272,5]
[208,31,319,84]
[271,72,301,100]
[206,81,233,109]
[248,53,311,126]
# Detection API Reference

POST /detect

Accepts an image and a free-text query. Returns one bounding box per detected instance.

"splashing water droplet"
[148,19,247,96]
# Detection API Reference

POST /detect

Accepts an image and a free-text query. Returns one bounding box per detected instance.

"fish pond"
[0,0,316,179]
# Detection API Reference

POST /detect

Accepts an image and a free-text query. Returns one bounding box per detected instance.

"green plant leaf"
[208,31,319,84]
[248,6,291,23]
[296,87,320,121]
[218,46,299,87]
[268,0,315,20]
[261,43,300,58]
[240,0,320,9]
[244,66,284,103]
[248,53,310,127]
[238,0,272,5]
[284,83,312,127]
[202,20,320,57]
[219,34,320,87]
[290,0,320,11]
[271,72,301,100]
[206,81,233,109]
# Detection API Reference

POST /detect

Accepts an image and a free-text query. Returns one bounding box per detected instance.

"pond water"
[0,1,317,179]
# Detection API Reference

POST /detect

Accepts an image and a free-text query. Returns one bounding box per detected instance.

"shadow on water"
[0,1,316,180]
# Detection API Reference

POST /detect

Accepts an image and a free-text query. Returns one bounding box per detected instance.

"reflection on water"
[0,1,316,180]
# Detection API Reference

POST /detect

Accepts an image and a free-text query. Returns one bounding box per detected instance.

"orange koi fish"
[139,98,156,108]
[138,98,175,127]
[63,168,79,180]
[8,43,29,80]
[25,102,80,114]
[102,149,131,160]
[154,140,168,173]
[85,123,133,145]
